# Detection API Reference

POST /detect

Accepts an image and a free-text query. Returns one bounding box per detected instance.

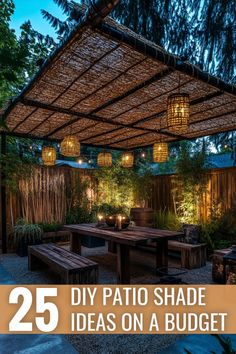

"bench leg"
[28,253,45,271]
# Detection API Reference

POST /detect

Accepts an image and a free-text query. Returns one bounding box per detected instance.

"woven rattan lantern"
[153,142,168,163]
[60,135,80,157]
[167,93,190,133]
[42,146,56,166]
[97,152,112,167]
[121,151,134,168]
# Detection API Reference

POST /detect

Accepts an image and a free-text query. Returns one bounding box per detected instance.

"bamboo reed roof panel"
[112,133,174,149]
[84,127,146,145]
[1,7,235,149]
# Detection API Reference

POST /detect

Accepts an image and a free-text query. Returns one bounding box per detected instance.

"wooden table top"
[63,224,184,246]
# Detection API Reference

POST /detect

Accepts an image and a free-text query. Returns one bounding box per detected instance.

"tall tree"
[19,21,56,80]
[0,0,27,107]
[0,1,56,109]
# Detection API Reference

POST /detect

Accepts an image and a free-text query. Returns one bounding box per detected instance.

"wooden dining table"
[63,223,184,284]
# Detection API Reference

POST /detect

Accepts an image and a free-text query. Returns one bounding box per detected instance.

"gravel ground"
[0,242,213,354]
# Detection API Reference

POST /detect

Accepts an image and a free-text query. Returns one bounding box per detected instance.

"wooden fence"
[1,166,96,235]
[1,166,236,239]
[150,167,236,221]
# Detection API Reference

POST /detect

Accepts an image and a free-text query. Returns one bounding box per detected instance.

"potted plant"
[9,219,43,257]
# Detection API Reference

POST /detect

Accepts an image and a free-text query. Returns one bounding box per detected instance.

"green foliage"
[19,21,56,79]
[200,207,236,252]
[153,209,181,231]
[66,171,91,212]
[91,203,128,217]
[41,0,84,38]
[175,142,207,187]
[200,220,219,253]
[38,222,62,232]
[94,160,152,211]
[0,1,55,109]
[9,219,42,247]
[174,142,208,224]
[0,150,36,192]
[65,206,94,224]
[0,0,27,107]
[94,161,135,210]
[132,164,153,207]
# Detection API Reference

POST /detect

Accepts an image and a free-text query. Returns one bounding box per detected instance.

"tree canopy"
[0,0,56,109]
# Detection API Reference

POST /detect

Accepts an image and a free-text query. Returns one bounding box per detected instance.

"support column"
[1,133,7,253]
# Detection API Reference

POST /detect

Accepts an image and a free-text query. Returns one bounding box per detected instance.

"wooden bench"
[168,240,207,269]
[28,243,98,284]
[138,240,207,269]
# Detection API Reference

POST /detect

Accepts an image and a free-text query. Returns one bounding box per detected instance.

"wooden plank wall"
[150,167,236,220]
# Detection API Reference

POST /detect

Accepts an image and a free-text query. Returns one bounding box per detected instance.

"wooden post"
[70,232,82,254]
[117,244,130,284]
[156,238,168,270]
[1,133,7,254]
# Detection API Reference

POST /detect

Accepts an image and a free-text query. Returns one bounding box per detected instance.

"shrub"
[200,207,236,252]
[153,210,181,231]
[65,206,94,224]
[9,219,42,247]
[38,222,62,233]
[91,203,129,217]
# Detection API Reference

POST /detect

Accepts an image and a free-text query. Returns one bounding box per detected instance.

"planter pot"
[17,239,42,257]
[81,235,105,248]
[130,208,154,227]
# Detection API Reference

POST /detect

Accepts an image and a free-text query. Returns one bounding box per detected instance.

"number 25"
[9,287,59,332]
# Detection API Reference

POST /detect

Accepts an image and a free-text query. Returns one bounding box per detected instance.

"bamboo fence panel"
[150,167,236,221]
[5,166,96,226]
[2,166,236,237]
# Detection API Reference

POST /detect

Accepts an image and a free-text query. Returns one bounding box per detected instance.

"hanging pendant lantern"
[60,135,80,157]
[121,151,134,168]
[153,142,168,163]
[97,152,112,167]
[42,146,56,166]
[167,93,190,133]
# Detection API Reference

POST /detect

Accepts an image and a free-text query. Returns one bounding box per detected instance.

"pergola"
[0,0,236,252]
